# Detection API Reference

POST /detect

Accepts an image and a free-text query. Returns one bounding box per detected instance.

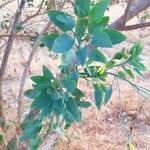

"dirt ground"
[0,2,150,150]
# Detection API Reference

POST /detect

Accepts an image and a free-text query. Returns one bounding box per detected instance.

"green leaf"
[32,84,50,92]
[124,68,135,78]
[42,99,54,117]
[31,91,54,109]
[75,18,89,41]
[29,136,41,150]
[43,65,54,79]
[61,79,77,92]
[76,47,88,66]
[94,84,104,109]
[72,88,85,98]
[52,34,74,53]
[118,71,126,79]
[130,59,146,71]
[92,29,113,48]
[85,66,98,77]
[31,76,50,85]
[113,52,124,60]
[88,49,107,63]
[20,120,42,141]
[66,98,81,122]
[41,33,58,50]
[63,110,75,124]
[0,134,4,144]
[89,16,110,33]
[106,60,115,68]
[89,0,109,24]
[54,99,65,116]
[104,29,127,45]
[62,51,76,65]
[76,100,92,108]
[75,0,91,18]
[70,71,79,81]
[104,86,113,104]
[99,16,109,27]
[48,10,75,32]
[24,89,40,99]
[130,42,143,58]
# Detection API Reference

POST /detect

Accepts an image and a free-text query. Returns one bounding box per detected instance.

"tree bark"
[110,0,150,29]
[0,0,25,124]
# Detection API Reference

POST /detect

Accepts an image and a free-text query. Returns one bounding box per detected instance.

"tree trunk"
[0,0,25,127]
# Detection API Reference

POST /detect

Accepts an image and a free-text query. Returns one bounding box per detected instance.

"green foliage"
[29,136,41,150]
[92,29,113,48]
[75,18,89,41]
[66,98,81,122]
[88,49,107,63]
[52,34,74,53]
[61,79,77,92]
[48,10,75,32]
[76,47,88,66]
[104,86,113,104]
[104,29,127,45]
[75,0,91,18]
[21,1,148,149]
[20,120,42,141]
[42,33,58,50]
[0,133,4,144]
[94,84,104,109]
[89,0,109,24]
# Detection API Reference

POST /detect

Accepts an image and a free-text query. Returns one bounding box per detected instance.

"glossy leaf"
[113,51,124,60]
[124,68,135,78]
[130,59,146,71]
[43,65,54,79]
[130,42,143,58]
[54,99,64,116]
[88,49,107,63]
[72,88,85,98]
[75,18,89,41]
[24,89,40,99]
[48,10,75,32]
[76,100,92,108]
[118,71,126,79]
[76,47,88,66]
[42,33,58,50]
[29,136,41,150]
[42,99,54,117]
[61,79,77,92]
[104,86,113,104]
[20,120,42,141]
[99,16,109,27]
[75,0,91,18]
[31,91,54,109]
[52,34,74,53]
[66,98,81,122]
[63,110,75,124]
[94,84,104,109]
[89,0,109,24]
[104,29,127,45]
[0,134,4,144]
[92,29,113,48]
[31,76,50,85]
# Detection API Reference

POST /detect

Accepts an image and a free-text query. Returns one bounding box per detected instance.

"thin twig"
[122,22,150,30]
[122,0,132,28]
[17,22,51,124]
[21,0,45,24]
[0,0,15,9]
